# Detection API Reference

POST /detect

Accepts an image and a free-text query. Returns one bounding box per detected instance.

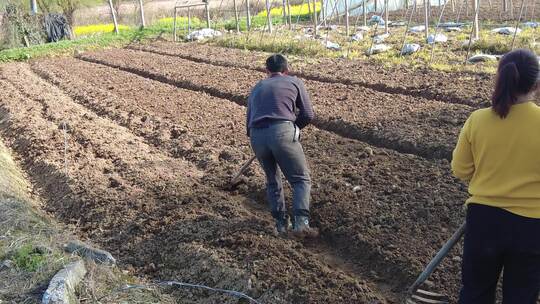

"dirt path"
[78,48,474,160]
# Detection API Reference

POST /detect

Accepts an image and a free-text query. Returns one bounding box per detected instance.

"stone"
[42,260,86,304]
[401,43,420,55]
[64,240,116,265]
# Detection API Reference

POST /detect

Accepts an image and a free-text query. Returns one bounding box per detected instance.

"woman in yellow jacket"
[452,49,540,304]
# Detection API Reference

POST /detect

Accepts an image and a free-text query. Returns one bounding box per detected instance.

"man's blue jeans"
[249,121,311,218]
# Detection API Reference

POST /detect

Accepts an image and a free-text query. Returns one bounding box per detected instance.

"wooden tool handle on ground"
[229,155,257,186]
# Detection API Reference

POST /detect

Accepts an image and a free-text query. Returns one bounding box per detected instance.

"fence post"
[138,0,146,28]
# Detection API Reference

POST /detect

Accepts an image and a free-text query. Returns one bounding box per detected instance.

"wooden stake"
[108,0,119,34]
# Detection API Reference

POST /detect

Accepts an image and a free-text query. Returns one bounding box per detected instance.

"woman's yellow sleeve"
[451,115,475,181]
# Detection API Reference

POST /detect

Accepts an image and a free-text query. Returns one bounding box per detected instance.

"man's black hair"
[266,54,288,73]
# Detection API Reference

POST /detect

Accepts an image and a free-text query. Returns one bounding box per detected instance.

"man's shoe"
[292,216,319,238]
[275,215,291,234]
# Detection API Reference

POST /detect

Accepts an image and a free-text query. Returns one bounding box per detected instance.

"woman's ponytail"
[492,62,520,118]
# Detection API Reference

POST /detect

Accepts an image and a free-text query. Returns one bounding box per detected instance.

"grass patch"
[214,24,540,74]
[12,244,47,272]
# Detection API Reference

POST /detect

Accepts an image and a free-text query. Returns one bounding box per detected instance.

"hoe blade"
[406,289,449,304]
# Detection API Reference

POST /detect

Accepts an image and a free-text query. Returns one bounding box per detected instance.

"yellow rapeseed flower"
[74,24,130,36]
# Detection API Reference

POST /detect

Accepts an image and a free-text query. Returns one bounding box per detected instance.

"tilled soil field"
[0,44,474,303]
[78,48,474,159]
[128,41,493,108]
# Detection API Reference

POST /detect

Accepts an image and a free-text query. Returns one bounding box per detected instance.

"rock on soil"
[42,260,87,304]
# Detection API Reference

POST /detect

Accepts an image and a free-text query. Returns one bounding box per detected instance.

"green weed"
[13,244,46,272]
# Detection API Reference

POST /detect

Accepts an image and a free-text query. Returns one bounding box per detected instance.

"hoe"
[406,222,466,304]
[229,155,257,187]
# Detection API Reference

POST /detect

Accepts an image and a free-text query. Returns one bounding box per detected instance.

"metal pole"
[265,0,273,32]
[345,0,350,36]
[108,0,119,34]
[472,0,479,39]
[282,0,288,25]
[400,1,416,56]
[205,2,211,28]
[286,0,292,29]
[245,0,252,30]
[363,0,367,26]
[429,0,449,63]
[138,0,146,28]
[511,0,525,50]
[188,7,192,34]
[312,0,318,35]
[173,7,178,41]
[465,0,480,63]
[30,0,37,14]
[424,0,429,40]
[384,0,389,33]
[233,0,240,32]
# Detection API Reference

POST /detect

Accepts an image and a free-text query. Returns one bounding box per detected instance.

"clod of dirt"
[108,177,121,189]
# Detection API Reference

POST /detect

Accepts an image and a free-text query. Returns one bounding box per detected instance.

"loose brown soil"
[128,41,494,108]
[0,42,477,303]
[78,48,474,159]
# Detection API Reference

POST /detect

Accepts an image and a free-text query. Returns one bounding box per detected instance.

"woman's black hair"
[266,54,288,73]
[492,49,539,118]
